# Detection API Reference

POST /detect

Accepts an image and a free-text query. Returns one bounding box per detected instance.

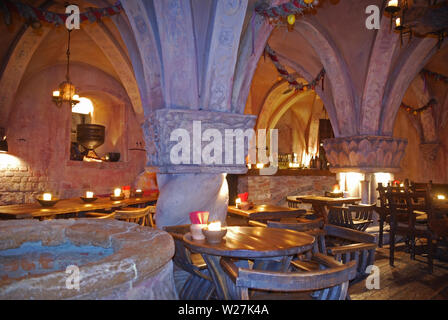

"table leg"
[200,254,232,300]
[312,204,329,224]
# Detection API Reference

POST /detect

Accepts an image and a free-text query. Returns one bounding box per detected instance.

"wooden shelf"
[245,169,335,177]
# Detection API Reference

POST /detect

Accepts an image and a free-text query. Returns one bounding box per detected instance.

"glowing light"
[114,188,121,197]
[387,0,398,7]
[256,163,264,169]
[437,195,446,200]
[0,154,22,169]
[301,150,312,167]
[208,221,221,231]
[52,91,60,97]
[43,193,52,201]
[86,191,94,198]
[235,198,241,205]
[375,172,393,186]
[333,184,341,193]
[72,97,94,115]
[339,172,364,195]
[289,162,300,168]
[136,189,142,193]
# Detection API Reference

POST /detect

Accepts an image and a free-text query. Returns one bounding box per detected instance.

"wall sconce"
[0,127,8,153]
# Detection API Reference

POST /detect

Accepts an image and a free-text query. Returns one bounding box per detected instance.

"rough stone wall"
[238,174,337,207]
[0,164,56,206]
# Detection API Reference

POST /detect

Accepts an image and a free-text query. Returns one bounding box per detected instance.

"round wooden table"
[183,226,315,300]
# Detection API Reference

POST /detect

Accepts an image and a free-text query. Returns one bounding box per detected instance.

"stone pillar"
[143,109,256,228]
[156,173,228,227]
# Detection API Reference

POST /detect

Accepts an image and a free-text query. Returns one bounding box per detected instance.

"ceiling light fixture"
[52,28,79,107]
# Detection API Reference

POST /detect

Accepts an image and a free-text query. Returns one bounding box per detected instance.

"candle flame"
[208,221,221,231]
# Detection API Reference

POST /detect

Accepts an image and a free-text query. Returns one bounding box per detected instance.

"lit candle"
[395,17,401,27]
[235,198,241,207]
[114,188,121,197]
[86,191,94,198]
[43,193,52,201]
[256,163,264,169]
[208,221,221,231]
[72,94,80,100]
[136,189,142,193]
[437,195,446,200]
[333,185,340,193]
[52,91,60,97]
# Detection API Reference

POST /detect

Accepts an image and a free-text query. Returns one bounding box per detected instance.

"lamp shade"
[0,128,7,153]
[0,139,7,153]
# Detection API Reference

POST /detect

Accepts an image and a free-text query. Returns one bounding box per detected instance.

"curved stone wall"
[0,219,176,300]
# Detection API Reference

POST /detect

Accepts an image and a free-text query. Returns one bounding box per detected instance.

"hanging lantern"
[52,30,80,108]
[385,0,400,14]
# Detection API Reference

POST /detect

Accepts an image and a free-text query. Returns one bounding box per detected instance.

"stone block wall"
[237,172,337,207]
[0,164,56,206]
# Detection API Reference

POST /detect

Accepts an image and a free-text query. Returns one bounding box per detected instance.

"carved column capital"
[323,136,408,173]
[420,142,440,162]
[142,109,256,174]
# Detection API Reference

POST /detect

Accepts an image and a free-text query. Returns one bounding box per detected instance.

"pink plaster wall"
[0,64,146,205]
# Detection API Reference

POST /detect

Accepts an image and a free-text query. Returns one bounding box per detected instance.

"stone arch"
[82,21,143,121]
[0,26,52,127]
[231,0,290,114]
[380,37,439,135]
[294,16,357,137]
[360,15,399,135]
[119,0,164,112]
[274,53,339,137]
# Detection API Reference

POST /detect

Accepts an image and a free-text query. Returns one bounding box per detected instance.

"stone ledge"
[0,219,175,299]
[66,160,128,170]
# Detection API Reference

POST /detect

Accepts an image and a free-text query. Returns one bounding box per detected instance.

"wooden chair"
[84,212,117,219]
[163,224,215,300]
[376,182,407,247]
[114,205,155,227]
[260,219,376,282]
[287,197,301,209]
[220,253,357,300]
[328,204,375,232]
[387,184,448,273]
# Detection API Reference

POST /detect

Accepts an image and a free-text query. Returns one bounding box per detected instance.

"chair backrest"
[385,184,430,230]
[266,218,325,254]
[220,253,357,300]
[348,204,375,219]
[163,224,208,276]
[84,212,116,219]
[114,205,155,227]
[327,206,347,227]
[266,218,323,232]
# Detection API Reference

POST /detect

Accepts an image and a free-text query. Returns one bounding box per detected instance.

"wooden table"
[289,195,361,223]
[227,204,306,222]
[0,195,157,220]
[183,226,315,300]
